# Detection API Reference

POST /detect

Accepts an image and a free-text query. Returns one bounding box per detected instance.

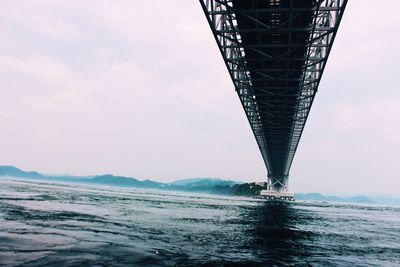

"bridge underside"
[201,0,347,191]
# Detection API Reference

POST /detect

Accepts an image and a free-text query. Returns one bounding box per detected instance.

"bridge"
[200,0,347,193]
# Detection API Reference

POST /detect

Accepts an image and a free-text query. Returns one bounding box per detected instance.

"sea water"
[0,179,399,266]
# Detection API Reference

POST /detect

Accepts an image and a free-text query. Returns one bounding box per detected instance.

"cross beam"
[200,0,347,191]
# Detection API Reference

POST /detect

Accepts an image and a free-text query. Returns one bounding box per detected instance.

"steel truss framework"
[200,0,347,191]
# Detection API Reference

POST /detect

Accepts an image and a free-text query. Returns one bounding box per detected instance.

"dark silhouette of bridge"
[200,0,347,192]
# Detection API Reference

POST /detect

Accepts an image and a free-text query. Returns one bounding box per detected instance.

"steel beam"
[200,0,347,191]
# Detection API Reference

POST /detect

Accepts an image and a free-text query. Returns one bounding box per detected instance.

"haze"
[0,0,399,194]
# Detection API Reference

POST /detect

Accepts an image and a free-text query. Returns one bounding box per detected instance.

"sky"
[0,0,399,194]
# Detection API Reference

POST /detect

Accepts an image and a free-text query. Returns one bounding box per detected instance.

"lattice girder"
[200,0,347,190]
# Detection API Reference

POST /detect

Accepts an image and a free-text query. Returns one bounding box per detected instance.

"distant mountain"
[0,165,45,179]
[368,196,400,206]
[229,183,265,196]
[46,175,94,180]
[172,178,237,187]
[0,166,241,193]
[170,178,239,194]
[87,175,166,189]
[89,174,142,187]
[0,166,179,191]
[0,166,161,189]
[295,193,375,204]
[1,166,399,205]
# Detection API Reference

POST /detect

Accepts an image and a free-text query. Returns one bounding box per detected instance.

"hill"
[172,178,236,188]
[295,193,375,204]
[1,166,399,205]
[0,165,45,179]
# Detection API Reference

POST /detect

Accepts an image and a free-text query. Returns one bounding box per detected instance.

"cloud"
[0,0,398,193]
[327,0,400,75]
[27,15,78,39]
[291,95,400,194]
[0,1,79,39]
[0,55,72,80]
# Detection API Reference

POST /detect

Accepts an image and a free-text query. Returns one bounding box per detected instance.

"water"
[0,179,399,266]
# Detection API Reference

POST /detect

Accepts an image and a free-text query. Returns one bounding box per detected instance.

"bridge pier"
[267,175,288,192]
[260,175,294,201]
[201,0,348,200]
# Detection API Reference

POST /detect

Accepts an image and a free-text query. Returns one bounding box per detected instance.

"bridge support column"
[260,175,294,201]
[266,175,289,192]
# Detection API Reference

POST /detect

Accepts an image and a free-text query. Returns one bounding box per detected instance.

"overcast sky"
[0,0,399,194]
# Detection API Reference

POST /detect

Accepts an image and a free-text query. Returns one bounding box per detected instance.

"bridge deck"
[200,0,347,190]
